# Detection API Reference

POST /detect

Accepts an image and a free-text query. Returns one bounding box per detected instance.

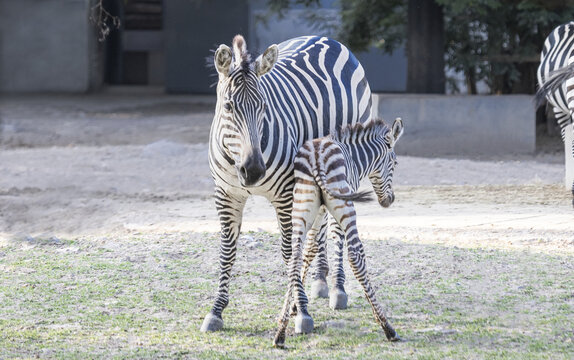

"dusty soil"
[0,92,572,256]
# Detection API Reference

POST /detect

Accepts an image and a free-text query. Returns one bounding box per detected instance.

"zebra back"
[259,36,372,145]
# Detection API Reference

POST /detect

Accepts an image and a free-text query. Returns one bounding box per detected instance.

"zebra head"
[369,118,404,208]
[213,35,278,187]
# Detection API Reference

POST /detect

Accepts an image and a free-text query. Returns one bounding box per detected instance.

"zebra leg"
[201,189,247,332]
[347,240,400,341]
[564,122,574,207]
[552,108,574,207]
[272,193,294,265]
[329,219,348,310]
[572,136,574,208]
[308,214,330,299]
[274,205,319,347]
[273,279,294,348]
[325,198,400,342]
[290,211,326,316]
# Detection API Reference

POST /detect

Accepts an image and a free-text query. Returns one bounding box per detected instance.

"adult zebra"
[536,21,574,206]
[201,35,373,332]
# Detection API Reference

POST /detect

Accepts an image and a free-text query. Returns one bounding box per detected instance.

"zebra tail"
[535,62,574,108]
[312,168,374,203]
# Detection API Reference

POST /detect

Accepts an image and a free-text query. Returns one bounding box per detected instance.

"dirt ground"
[0,91,572,358]
[0,90,572,255]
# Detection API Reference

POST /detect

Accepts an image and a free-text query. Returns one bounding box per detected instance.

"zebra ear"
[214,44,233,77]
[255,44,278,77]
[390,117,404,146]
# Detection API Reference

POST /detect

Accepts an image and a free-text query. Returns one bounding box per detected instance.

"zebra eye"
[223,101,233,112]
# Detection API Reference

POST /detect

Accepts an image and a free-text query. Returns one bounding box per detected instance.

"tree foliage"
[267,0,574,94]
[439,0,574,93]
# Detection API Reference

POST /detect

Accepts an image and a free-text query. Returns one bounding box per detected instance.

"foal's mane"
[330,118,390,143]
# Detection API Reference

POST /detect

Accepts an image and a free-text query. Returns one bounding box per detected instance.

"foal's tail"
[312,160,373,203]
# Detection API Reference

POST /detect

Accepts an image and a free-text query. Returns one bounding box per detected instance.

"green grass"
[0,232,572,359]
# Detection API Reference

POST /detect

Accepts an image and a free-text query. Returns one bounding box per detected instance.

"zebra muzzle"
[237,151,266,186]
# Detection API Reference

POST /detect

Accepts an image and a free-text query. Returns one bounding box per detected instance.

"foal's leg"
[305,213,329,298]
[288,211,327,316]
[329,219,348,310]
[325,198,400,342]
[273,218,316,348]
[273,189,320,348]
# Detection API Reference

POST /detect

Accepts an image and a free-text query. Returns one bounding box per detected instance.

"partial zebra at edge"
[535,62,574,109]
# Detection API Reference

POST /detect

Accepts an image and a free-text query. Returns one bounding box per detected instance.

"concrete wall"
[164,0,249,93]
[373,94,536,156]
[164,0,406,93]
[249,1,407,93]
[0,0,95,92]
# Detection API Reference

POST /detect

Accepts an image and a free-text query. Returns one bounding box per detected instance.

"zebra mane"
[330,118,390,144]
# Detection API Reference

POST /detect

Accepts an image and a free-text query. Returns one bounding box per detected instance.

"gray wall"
[164,0,249,93]
[374,94,536,156]
[165,0,406,93]
[0,0,96,92]
[249,0,407,93]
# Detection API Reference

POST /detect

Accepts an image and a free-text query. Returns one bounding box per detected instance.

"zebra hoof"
[310,279,329,299]
[294,313,314,334]
[200,313,223,332]
[273,331,286,348]
[329,288,348,310]
[384,324,401,342]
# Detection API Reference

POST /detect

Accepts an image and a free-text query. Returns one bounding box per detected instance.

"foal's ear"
[214,44,233,77]
[255,44,278,77]
[390,117,404,146]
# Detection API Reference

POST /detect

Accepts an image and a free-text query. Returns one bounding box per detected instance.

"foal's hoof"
[310,279,329,299]
[200,313,223,332]
[329,288,348,310]
[294,313,314,334]
[273,332,286,348]
[384,325,402,342]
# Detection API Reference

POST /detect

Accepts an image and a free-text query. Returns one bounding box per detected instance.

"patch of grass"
[0,232,572,359]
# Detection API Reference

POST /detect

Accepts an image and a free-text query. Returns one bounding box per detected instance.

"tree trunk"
[465,67,477,95]
[406,0,445,93]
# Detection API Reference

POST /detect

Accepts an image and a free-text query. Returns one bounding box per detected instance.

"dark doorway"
[104,0,164,87]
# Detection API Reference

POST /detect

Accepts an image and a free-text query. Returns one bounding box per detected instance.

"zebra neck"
[338,138,382,181]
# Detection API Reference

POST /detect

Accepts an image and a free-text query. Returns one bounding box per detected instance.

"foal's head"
[368,118,404,208]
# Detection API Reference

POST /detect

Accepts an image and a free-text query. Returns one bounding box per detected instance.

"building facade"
[0,0,407,93]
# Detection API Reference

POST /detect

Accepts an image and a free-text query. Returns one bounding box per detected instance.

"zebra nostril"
[240,166,249,180]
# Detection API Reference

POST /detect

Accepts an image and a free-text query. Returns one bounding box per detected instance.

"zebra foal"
[273,117,404,348]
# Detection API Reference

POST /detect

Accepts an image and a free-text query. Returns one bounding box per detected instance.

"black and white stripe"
[536,21,574,205]
[201,35,373,332]
[273,118,404,348]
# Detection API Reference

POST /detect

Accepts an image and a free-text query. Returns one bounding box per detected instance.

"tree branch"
[89,0,121,42]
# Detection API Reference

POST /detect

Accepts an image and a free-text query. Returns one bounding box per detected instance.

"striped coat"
[202,35,373,332]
